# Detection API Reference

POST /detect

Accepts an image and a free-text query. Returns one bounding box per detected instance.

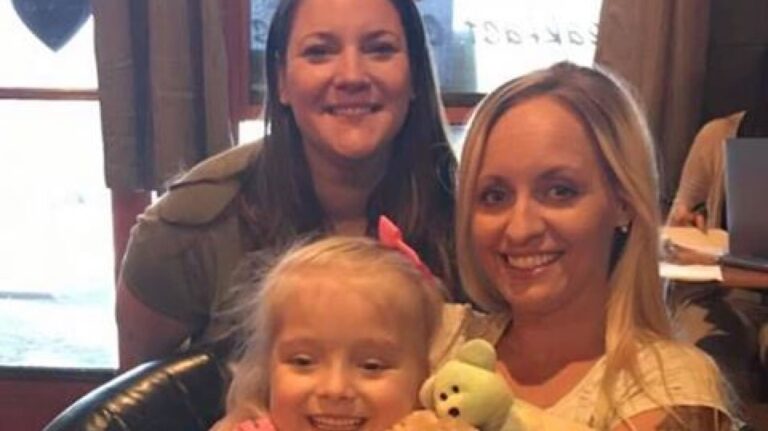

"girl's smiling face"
[268,269,428,431]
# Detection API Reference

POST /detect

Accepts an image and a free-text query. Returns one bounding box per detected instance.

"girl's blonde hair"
[217,236,445,428]
[456,62,725,425]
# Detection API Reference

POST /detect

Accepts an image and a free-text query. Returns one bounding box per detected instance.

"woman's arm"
[668,117,736,227]
[115,277,190,370]
[615,406,731,431]
[510,402,731,431]
[608,342,737,431]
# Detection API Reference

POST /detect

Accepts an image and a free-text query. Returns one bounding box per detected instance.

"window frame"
[0,88,98,100]
[0,14,117,373]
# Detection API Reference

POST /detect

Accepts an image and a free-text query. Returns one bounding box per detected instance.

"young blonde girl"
[211,228,446,431]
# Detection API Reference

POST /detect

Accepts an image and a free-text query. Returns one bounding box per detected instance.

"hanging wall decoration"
[12,0,92,51]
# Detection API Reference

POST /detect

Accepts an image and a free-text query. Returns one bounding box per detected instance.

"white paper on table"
[660,226,729,257]
[659,262,723,282]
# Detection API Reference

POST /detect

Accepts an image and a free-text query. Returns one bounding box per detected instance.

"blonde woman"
[438,62,739,430]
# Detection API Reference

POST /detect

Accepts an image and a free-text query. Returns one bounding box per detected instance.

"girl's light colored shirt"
[431,304,737,430]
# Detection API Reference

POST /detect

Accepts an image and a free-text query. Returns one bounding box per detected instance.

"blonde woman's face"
[268,271,427,431]
[470,96,627,322]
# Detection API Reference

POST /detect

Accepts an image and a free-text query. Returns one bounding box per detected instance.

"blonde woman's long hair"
[216,236,445,429]
[456,62,677,424]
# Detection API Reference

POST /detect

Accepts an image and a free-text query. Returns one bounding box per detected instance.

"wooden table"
[720,265,768,289]
[661,238,768,289]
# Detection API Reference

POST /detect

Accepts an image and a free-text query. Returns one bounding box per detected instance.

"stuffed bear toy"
[418,339,597,431]
[419,339,524,431]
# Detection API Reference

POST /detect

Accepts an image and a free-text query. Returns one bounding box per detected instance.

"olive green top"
[121,142,262,341]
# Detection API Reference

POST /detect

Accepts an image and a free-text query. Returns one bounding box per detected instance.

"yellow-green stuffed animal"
[419,339,524,431]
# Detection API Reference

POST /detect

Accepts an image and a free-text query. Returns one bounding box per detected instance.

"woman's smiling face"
[470,96,626,321]
[278,0,412,168]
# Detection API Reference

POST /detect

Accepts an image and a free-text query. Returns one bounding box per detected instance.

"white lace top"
[431,305,737,430]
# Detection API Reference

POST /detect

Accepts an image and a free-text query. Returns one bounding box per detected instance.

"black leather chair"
[44,348,229,431]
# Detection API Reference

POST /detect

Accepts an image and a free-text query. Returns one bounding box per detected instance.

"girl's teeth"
[310,416,365,431]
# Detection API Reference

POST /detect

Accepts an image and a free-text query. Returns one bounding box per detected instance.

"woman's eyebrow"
[363,29,402,40]
[539,166,582,178]
[293,31,337,46]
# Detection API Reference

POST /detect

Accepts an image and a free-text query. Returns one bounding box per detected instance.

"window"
[240,0,602,145]
[247,0,601,97]
[428,0,600,94]
[0,4,116,369]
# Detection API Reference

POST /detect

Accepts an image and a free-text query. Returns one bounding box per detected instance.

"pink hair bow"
[378,215,436,281]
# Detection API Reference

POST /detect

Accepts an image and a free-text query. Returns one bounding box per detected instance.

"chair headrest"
[44,348,229,431]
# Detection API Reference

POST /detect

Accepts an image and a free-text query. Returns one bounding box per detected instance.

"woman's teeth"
[505,253,560,269]
[329,106,375,116]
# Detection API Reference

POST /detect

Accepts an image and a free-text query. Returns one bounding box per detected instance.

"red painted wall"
[0,373,110,430]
